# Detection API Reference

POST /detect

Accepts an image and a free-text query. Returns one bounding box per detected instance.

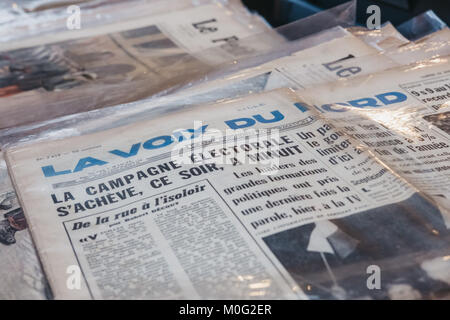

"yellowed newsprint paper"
[6,88,449,299]
[67,29,448,137]
[179,29,450,106]
[296,57,450,220]
[0,2,272,128]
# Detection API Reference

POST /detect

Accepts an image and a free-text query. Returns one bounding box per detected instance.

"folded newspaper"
[6,25,447,142]
[297,56,450,218]
[0,156,50,299]
[0,1,273,129]
[6,80,450,299]
[172,28,449,111]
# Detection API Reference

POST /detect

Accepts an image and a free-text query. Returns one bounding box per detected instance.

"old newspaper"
[0,156,49,299]
[0,2,272,128]
[176,29,449,108]
[6,86,449,299]
[297,56,450,219]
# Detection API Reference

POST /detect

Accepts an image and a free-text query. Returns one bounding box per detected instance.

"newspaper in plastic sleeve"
[177,33,385,99]
[6,88,449,299]
[1,1,253,40]
[0,2,272,129]
[1,0,93,12]
[0,155,50,299]
[0,29,377,145]
[0,31,392,148]
[3,27,447,151]
[295,57,450,227]
[189,27,450,98]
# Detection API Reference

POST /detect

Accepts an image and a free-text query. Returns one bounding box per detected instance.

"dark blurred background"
[242,0,450,27]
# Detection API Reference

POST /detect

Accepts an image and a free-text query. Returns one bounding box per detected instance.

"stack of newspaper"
[0,0,449,300]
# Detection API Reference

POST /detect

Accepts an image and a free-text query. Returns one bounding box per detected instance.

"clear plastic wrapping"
[0,154,51,299]
[4,81,450,299]
[1,0,231,41]
[0,27,381,146]
[1,3,449,301]
[285,60,450,299]
[3,54,450,301]
[0,0,270,128]
[381,27,450,65]
[348,22,409,51]
[296,57,450,215]
[398,10,447,41]
[0,0,359,130]
[2,22,450,149]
